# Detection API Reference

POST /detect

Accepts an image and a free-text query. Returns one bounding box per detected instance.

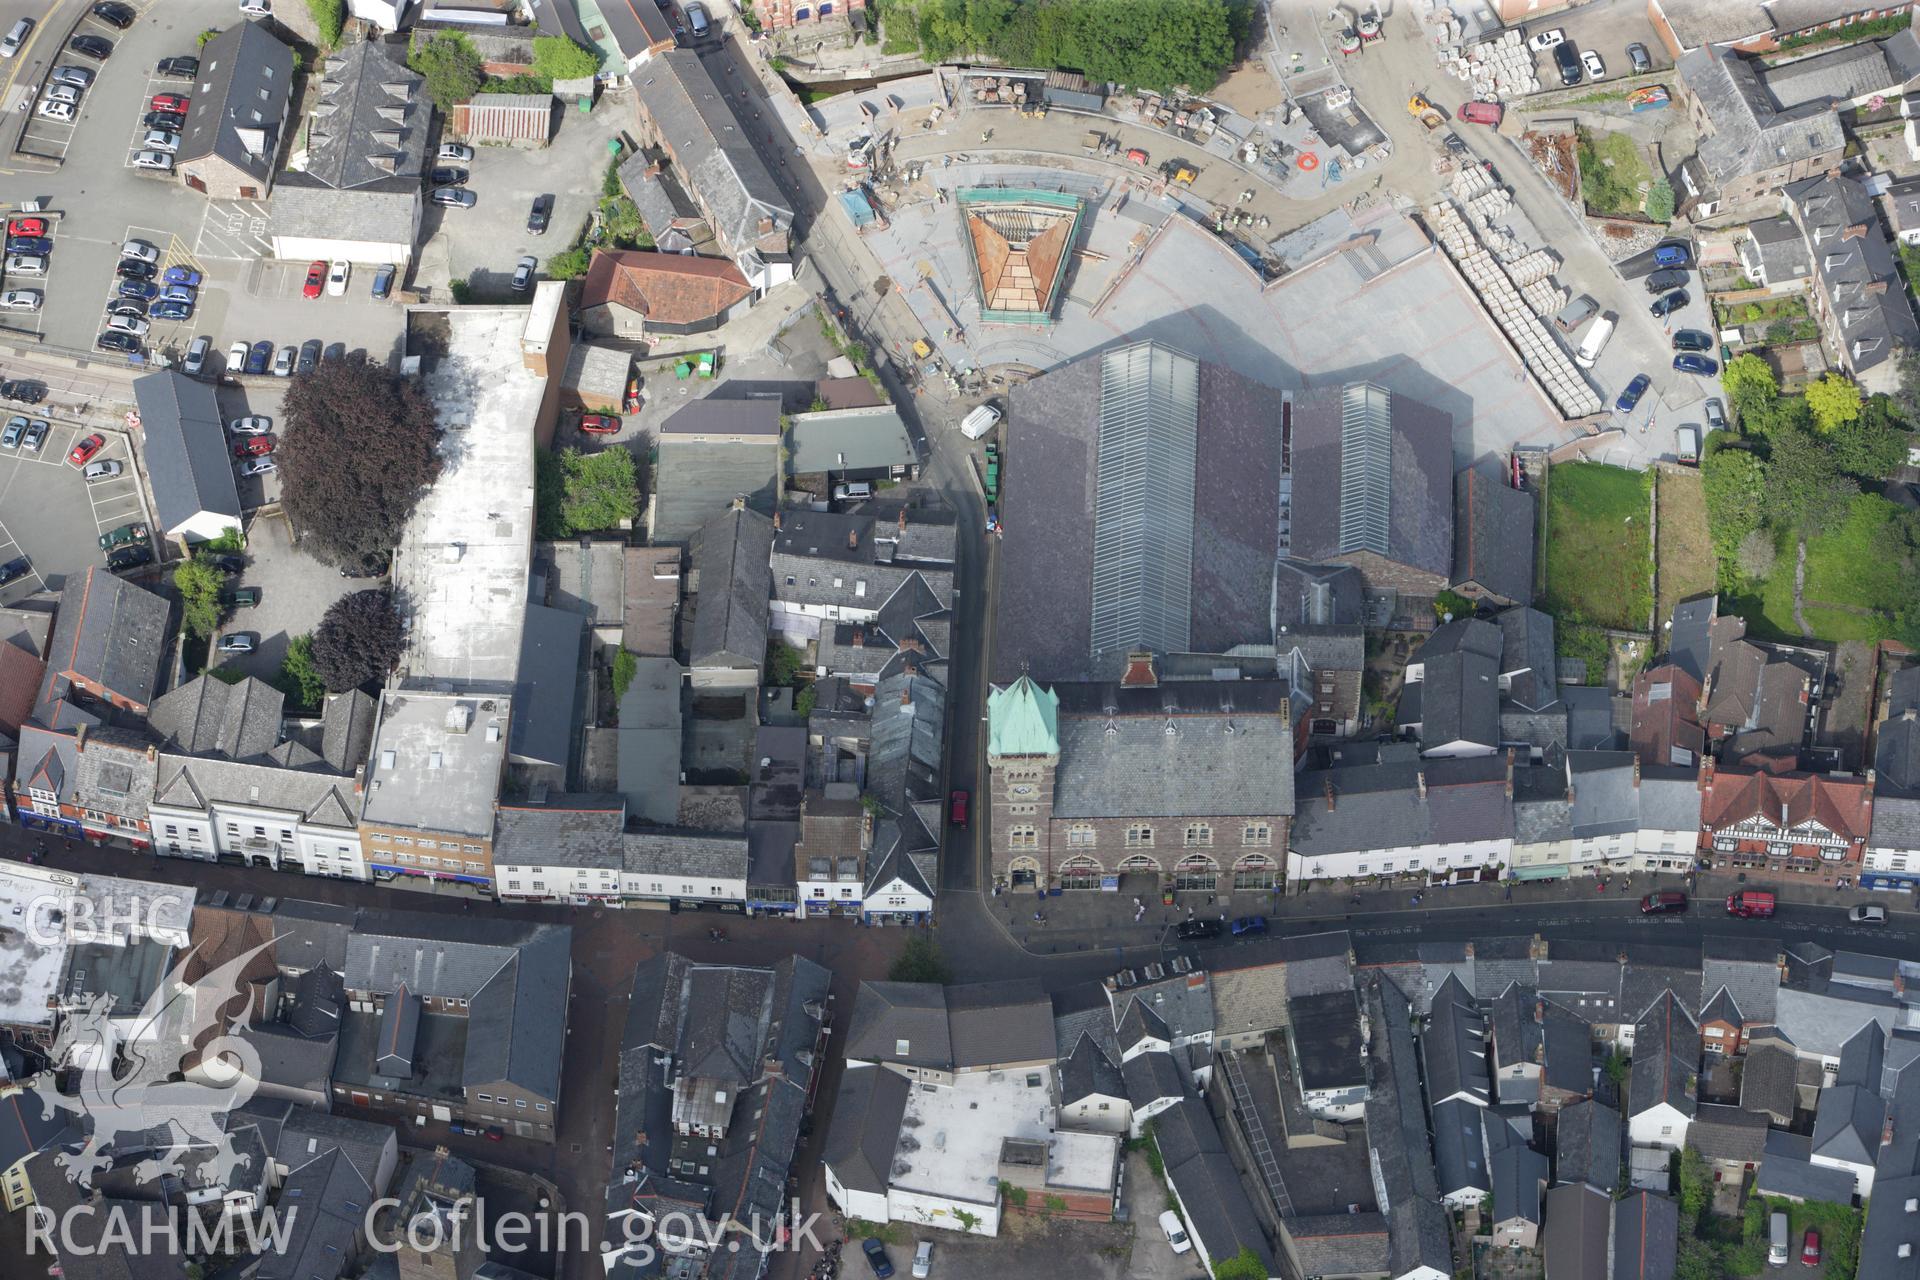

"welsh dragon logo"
[24,938,274,1191]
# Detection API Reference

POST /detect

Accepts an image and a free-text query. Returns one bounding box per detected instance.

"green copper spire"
[987,676,1059,758]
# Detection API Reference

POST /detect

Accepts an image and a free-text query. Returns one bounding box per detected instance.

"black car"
[106,544,154,571]
[209,554,245,573]
[1644,268,1689,294]
[339,553,390,578]
[297,338,322,373]
[861,1240,893,1280]
[116,259,156,281]
[109,300,148,318]
[1650,289,1689,318]
[91,3,135,29]
[97,331,141,354]
[1175,919,1224,941]
[69,34,112,59]
[1553,40,1582,86]
[144,110,185,131]
[429,166,468,186]
[1672,329,1713,352]
[322,341,346,362]
[0,556,29,587]
[156,55,197,78]
[528,194,551,235]
[1,380,46,405]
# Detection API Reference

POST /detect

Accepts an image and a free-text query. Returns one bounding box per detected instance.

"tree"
[1644,178,1675,223]
[546,247,591,280]
[534,448,639,539]
[408,34,485,111]
[532,35,601,81]
[888,933,952,984]
[1735,528,1777,582]
[1831,394,1910,478]
[305,0,345,45]
[1769,425,1859,536]
[173,556,227,639]
[1721,353,1779,423]
[1702,447,1767,569]
[1804,372,1863,434]
[1674,1237,1719,1280]
[1212,1248,1268,1280]
[1892,345,1920,423]
[612,649,637,699]
[279,634,327,710]
[1676,1147,1712,1220]
[280,358,442,568]
[310,589,405,692]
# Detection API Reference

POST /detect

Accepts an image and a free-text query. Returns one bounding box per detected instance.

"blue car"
[162,265,202,287]
[117,280,159,301]
[6,237,52,257]
[152,300,192,321]
[1673,353,1719,376]
[160,283,196,304]
[244,340,273,375]
[1652,241,1692,268]
[1616,374,1651,413]
[1230,916,1268,937]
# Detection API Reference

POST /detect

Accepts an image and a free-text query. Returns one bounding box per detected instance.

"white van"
[961,403,1002,439]
[1767,1212,1788,1267]
[1574,314,1616,369]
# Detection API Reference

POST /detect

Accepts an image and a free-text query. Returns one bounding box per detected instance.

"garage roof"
[133,371,242,538]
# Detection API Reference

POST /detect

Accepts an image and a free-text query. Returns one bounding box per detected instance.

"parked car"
[161,283,196,304]
[1581,49,1605,79]
[18,419,46,452]
[0,557,29,587]
[1652,241,1692,268]
[207,554,244,573]
[124,240,161,264]
[239,0,273,16]
[1650,289,1688,318]
[49,66,92,89]
[222,587,261,607]
[6,236,51,256]
[1175,919,1223,940]
[69,34,113,60]
[431,187,476,209]
[143,109,184,131]
[227,415,271,435]
[141,129,180,153]
[108,300,147,320]
[6,216,47,237]
[862,1240,893,1280]
[322,261,350,297]
[528,194,551,234]
[1704,397,1727,431]
[150,89,189,110]
[1230,916,1268,937]
[91,3,136,29]
[106,545,153,572]
[84,459,123,481]
[1640,891,1689,915]
[512,255,537,292]
[245,340,273,375]
[948,790,968,827]
[1673,353,1719,376]
[1,379,45,404]
[1159,1212,1192,1256]
[5,254,47,277]
[911,1241,932,1280]
[97,521,146,550]
[239,457,276,477]
[155,55,197,78]
[152,300,192,322]
[43,84,81,105]
[0,290,42,312]
[1726,890,1775,919]
[1627,42,1652,73]
[1552,41,1581,86]
[34,100,75,122]
[132,150,173,171]
[1848,905,1889,925]
[184,335,211,375]
[226,340,250,372]
[302,260,326,299]
[438,142,473,163]
[429,166,468,186]
[233,436,273,457]
[1672,329,1713,352]
[297,338,321,372]
[1457,100,1503,126]
[0,18,32,59]
[273,345,296,377]
[372,263,395,299]
[106,313,149,337]
[1802,1231,1820,1266]
[1644,267,1689,294]
[97,331,140,353]
[163,265,202,287]
[0,417,22,448]
[579,413,621,434]
[1615,374,1651,413]
[1527,27,1564,50]
[217,632,257,653]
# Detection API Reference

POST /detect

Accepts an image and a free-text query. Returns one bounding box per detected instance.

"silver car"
[83,459,123,481]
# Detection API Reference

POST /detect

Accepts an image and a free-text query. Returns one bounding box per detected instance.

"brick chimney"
[1869,278,1890,295]
[74,724,88,752]
[847,528,859,551]
[898,508,907,532]
[1121,651,1158,688]
[1415,769,1427,802]
[773,509,783,531]
[1504,748,1514,798]
[1844,222,1868,241]
[851,626,864,648]
[353,764,366,795]
[1632,757,1641,787]
[1324,775,1336,812]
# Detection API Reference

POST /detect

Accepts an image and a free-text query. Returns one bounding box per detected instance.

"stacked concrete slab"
[1437,27,1541,102]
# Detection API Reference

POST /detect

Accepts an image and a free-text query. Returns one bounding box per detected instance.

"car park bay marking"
[193,202,272,262]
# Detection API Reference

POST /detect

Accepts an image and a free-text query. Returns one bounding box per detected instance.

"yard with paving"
[1541,462,1654,633]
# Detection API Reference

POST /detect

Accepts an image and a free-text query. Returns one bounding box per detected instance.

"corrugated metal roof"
[1090,343,1197,660]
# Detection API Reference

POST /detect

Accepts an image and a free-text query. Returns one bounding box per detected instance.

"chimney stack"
[1844,222,1868,241]
[1504,748,1514,798]
[1416,770,1427,802]
[1324,776,1336,812]
[773,510,783,531]
[898,508,907,532]
[1632,757,1641,787]
[851,627,864,648]
[848,528,859,551]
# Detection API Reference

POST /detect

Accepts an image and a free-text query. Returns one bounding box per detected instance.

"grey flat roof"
[360,691,510,838]
[788,406,917,474]
[652,438,779,544]
[509,602,584,768]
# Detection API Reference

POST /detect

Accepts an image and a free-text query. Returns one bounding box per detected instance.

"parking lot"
[11,1,133,164]
[0,413,152,606]
[1519,0,1673,87]
[208,510,360,682]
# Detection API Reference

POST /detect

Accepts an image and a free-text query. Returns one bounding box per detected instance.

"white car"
[5,254,48,276]
[273,345,296,377]
[1528,28,1565,51]
[911,1242,932,1280]
[0,18,31,59]
[133,150,173,171]
[0,290,42,312]
[120,238,158,263]
[326,259,350,296]
[106,313,150,336]
[240,456,277,476]
[35,100,74,122]
[438,142,473,163]
[238,0,272,15]
[226,415,271,435]
[226,341,250,372]
[141,129,180,153]
[1159,1211,1191,1256]
[1582,49,1605,79]
[1848,904,1888,925]
[44,83,81,105]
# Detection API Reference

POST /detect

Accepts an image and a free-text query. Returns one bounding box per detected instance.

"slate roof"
[1362,978,1454,1278]
[1122,1047,1186,1107]
[1640,766,1702,833]
[43,567,170,712]
[1686,1103,1768,1165]
[581,250,753,328]
[1051,689,1294,819]
[1773,985,1899,1059]
[176,20,294,184]
[1543,1003,1594,1096]
[1746,214,1813,284]
[820,1062,910,1194]
[1666,596,1715,686]
[1432,1096,1490,1198]
[1812,1081,1885,1167]
[651,436,780,544]
[300,39,427,191]
[1629,992,1698,1120]
[1787,171,1920,377]
[1756,1132,1860,1204]
[1541,1184,1610,1280]
[1273,560,1366,629]
[1490,1140,1547,1228]
[1426,973,1491,1105]
[1679,47,1844,193]
[1762,32,1903,109]
[1556,1099,1621,1192]
[134,371,243,537]
[1291,381,1454,583]
[70,730,158,822]
[148,673,284,760]
[1700,943,1781,1026]
[1282,1213,1391,1278]
[493,796,626,870]
[1862,1171,1920,1280]
[1741,1038,1800,1121]
[1453,467,1535,603]
[1569,750,1639,838]
[1876,706,1920,795]
[1058,1034,1125,1106]
[1612,1190,1679,1280]
[632,50,792,262]
[688,504,774,670]
[1399,617,1502,751]
[994,342,1288,683]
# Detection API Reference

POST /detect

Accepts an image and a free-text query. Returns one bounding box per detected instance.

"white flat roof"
[0,866,194,1029]
[890,1068,1055,1204]
[393,307,543,692]
[360,690,510,837]
[1046,1130,1121,1193]
[0,868,73,1028]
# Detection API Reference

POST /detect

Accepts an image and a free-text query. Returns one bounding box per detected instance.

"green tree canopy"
[1831,394,1910,478]
[882,0,1243,92]
[1212,1248,1267,1280]
[1721,353,1778,422]
[311,589,405,692]
[1702,446,1767,571]
[305,0,345,46]
[1769,425,1859,537]
[1804,372,1863,434]
[173,557,227,639]
[535,448,639,539]
[279,634,327,711]
[888,934,952,984]
[532,35,601,80]
[408,34,485,111]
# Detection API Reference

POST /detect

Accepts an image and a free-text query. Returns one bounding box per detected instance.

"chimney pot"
[773,510,783,531]
[1324,776,1336,812]
[848,528,859,550]
[898,509,907,531]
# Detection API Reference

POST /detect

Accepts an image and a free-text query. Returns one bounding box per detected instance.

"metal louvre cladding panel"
[1090,344,1198,659]
[1337,382,1393,557]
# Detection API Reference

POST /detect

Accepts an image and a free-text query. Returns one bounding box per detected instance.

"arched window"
[1174,853,1218,891]
[1234,853,1277,890]
[1116,854,1161,876]
[1059,855,1102,890]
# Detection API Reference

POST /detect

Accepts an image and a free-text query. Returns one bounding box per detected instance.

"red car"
[67,434,105,468]
[949,790,969,828]
[232,437,273,457]
[1802,1230,1820,1266]
[150,93,189,113]
[1457,100,1504,126]
[7,217,47,238]
[579,413,620,434]
[302,261,326,299]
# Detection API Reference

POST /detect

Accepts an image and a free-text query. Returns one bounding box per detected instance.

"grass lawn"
[1577,127,1652,215]
[1655,467,1715,627]
[1720,495,1901,644]
[1718,1197,1860,1278]
[1542,462,1653,631]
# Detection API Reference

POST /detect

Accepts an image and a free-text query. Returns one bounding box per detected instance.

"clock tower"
[986,676,1059,890]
